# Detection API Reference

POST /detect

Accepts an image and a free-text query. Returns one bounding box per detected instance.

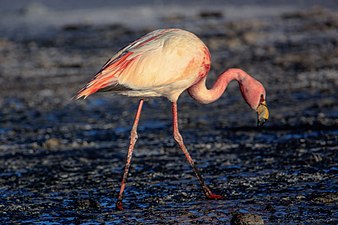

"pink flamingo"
[76,28,269,210]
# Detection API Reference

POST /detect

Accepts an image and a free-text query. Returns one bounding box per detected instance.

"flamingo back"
[76,28,210,102]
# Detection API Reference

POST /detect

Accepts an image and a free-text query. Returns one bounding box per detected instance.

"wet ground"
[0,3,337,224]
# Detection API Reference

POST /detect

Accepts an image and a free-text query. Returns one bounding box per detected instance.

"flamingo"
[76,28,269,210]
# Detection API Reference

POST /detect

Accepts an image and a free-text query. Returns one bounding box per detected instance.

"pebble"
[230,213,264,225]
[43,138,61,149]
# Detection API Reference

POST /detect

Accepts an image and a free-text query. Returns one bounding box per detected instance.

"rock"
[310,192,338,204]
[281,6,332,19]
[199,11,223,19]
[62,24,91,32]
[43,138,61,150]
[75,199,101,210]
[230,213,264,225]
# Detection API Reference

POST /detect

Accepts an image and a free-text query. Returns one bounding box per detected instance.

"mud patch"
[0,4,337,225]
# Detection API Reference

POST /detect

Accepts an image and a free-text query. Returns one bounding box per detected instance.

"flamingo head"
[239,78,269,127]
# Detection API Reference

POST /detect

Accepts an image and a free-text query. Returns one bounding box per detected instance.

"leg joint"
[130,130,138,141]
[173,131,183,143]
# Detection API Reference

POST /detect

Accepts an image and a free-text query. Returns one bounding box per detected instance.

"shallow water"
[0,1,337,224]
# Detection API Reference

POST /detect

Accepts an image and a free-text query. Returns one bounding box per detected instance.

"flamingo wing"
[76,29,208,101]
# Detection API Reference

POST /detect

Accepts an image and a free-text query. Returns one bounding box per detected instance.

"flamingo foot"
[116,200,123,210]
[206,193,224,200]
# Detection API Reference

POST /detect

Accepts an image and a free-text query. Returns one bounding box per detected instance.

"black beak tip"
[257,119,267,127]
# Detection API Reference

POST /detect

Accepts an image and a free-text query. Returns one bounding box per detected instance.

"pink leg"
[116,99,144,210]
[172,102,223,200]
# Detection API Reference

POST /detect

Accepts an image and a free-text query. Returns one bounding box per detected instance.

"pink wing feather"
[75,29,170,99]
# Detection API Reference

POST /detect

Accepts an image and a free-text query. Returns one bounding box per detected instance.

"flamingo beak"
[257,101,269,127]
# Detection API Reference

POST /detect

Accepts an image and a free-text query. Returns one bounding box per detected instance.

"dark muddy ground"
[0,3,337,225]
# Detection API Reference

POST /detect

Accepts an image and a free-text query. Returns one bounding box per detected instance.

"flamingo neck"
[188,68,248,104]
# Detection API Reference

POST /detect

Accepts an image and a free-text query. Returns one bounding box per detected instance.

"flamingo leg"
[172,102,223,200]
[116,99,144,210]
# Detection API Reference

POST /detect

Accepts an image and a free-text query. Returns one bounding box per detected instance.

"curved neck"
[188,68,248,104]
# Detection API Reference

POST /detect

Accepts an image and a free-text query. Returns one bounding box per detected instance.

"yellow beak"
[257,101,269,127]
